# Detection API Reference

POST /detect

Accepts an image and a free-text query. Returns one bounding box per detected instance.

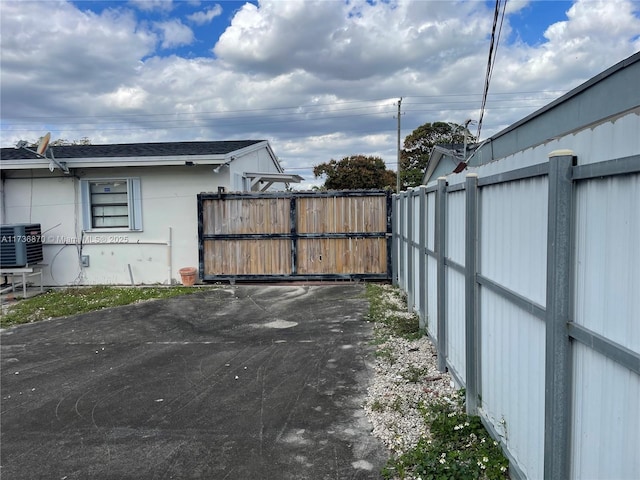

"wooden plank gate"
[198,190,392,282]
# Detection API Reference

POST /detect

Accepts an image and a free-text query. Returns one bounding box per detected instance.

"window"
[80,178,142,231]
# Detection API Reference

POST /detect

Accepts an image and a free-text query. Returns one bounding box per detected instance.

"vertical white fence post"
[544,150,575,480]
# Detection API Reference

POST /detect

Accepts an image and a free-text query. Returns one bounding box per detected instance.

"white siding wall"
[230,148,281,191]
[468,109,640,172]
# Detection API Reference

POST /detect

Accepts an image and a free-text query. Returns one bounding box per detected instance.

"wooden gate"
[198,190,391,282]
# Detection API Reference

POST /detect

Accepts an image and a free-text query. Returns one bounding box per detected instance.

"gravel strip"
[363,286,458,473]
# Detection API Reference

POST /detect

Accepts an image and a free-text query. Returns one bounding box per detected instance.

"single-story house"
[422,143,475,185]
[0,140,302,286]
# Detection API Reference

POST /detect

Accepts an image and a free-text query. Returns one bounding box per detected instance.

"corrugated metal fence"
[393,151,640,479]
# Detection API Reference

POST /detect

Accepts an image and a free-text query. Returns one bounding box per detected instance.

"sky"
[1,0,639,189]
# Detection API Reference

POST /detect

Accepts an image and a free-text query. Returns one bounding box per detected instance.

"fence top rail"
[477,162,549,187]
[408,184,438,194]
[447,183,466,192]
[198,190,390,200]
[571,154,640,181]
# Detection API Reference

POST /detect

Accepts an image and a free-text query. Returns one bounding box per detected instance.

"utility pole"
[396,97,402,193]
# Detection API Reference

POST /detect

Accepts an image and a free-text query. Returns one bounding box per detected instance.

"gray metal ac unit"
[0,223,44,267]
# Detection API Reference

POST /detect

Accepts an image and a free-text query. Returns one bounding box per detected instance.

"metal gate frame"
[198,190,392,282]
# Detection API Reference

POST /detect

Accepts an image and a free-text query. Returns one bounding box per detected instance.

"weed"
[366,283,509,479]
[365,284,422,340]
[401,365,429,383]
[375,346,396,363]
[383,391,509,479]
[389,396,404,413]
[1,286,203,328]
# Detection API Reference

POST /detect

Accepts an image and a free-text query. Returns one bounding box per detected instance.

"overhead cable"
[477,0,508,139]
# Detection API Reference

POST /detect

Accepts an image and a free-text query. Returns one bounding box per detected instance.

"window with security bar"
[80,178,142,231]
[90,181,128,228]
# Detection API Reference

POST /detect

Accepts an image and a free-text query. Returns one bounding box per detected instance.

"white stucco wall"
[3,165,230,285]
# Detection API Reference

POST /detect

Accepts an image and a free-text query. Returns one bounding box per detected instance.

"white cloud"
[488,0,640,96]
[0,1,156,117]
[128,0,173,12]
[101,86,149,110]
[1,0,639,178]
[187,4,223,25]
[154,19,195,48]
[214,0,492,80]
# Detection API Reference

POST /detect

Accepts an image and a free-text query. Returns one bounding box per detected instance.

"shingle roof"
[0,140,265,160]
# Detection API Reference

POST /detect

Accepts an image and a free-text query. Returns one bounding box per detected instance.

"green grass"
[1,286,203,328]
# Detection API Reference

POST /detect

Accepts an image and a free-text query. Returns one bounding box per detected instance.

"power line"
[2,100,551,135]
[4,98,398,121]
[477,0,508,139]
[396,97,402,192]
[3,89,564,124]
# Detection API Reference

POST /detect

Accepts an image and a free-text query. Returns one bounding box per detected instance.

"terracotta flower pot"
[179,267,197,286]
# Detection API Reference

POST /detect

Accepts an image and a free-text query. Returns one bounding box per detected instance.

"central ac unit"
[0,223,44,268]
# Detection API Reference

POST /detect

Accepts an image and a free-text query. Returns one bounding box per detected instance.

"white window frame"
[80,178,142,231]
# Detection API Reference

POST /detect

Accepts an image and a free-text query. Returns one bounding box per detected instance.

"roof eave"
[1,153,236,170]
[485,51,640,144]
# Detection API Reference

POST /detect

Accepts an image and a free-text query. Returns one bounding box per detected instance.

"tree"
[50,137,92,146]
[29,136,92,148]
[313,155,396,191]
[400,121,475,188]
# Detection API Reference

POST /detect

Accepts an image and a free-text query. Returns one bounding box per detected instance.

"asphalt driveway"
[0,285,388,479]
